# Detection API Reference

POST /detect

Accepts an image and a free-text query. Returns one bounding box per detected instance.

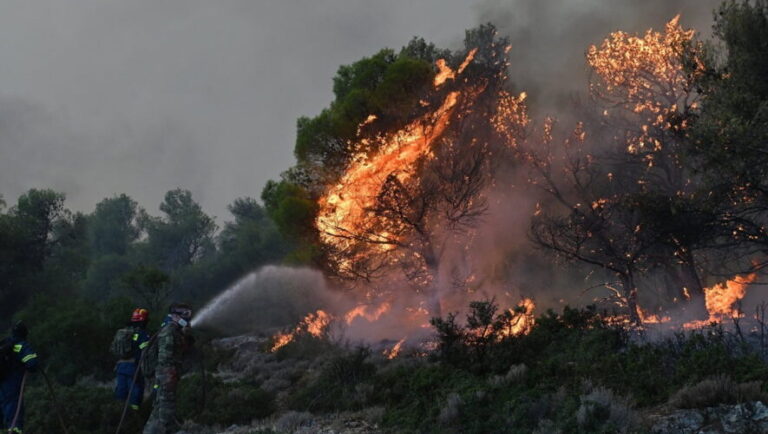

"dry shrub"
[505,363,528,382]
[274,411,314,432]
[576,384,637,433]
[438,392,464,425]
[488,363,528,389]
[669,375,768,409]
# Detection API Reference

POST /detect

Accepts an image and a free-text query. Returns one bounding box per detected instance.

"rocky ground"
[650,401,768,434]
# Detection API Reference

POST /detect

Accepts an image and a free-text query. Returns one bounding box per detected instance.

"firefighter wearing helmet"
[111,308,151,411]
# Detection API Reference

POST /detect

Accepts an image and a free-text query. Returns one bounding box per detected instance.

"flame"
[317,50,481,275]
[500,298,537,337]
[385,337,406,359]
[344,302,392,325]
[433,48,476,87]
[636,306,671,324]
[703,274,757,320]
[682,274,758,328]
[434,59,454,87]
[270,310,332,352]
[587,15,704,152]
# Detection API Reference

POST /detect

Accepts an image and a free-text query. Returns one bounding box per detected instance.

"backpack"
[140,337,158,380]
[0,337,16,380]
[111,327,135,359]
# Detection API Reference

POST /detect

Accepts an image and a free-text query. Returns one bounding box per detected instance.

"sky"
[0,0,719,221]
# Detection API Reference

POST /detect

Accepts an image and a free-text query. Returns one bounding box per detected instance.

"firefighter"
[0,322,39,433]
[113,308,151,411]
[142,303,192,434]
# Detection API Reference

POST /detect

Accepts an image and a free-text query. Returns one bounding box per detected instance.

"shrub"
[669,375,768,409]
[274,411,314,432]
[15,294,134,384]
[177,374,275,426]
[286,346,376,412]
[575,384,637,433]
[437,392,463,425]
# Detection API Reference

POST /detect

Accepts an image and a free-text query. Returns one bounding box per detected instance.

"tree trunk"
[622,274,641,325]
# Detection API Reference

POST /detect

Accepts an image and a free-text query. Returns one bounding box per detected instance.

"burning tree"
[529,122,662,324]
[309,25,529,314]
[529,17,716,323]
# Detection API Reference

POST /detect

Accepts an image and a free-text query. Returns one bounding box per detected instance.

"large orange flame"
[682,274,758,329]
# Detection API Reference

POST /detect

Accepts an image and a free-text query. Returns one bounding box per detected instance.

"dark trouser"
[115,361,144,410]
[0,372,24,432]
[142,366,178,434]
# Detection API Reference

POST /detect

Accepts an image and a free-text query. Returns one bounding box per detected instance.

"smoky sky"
[477,0,721,115]
[0,0,720,220]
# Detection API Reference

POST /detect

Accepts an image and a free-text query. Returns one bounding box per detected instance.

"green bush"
[24,382,147,434]
[177,374,275,426]
[15,294,134,384]
[286,346,375,412]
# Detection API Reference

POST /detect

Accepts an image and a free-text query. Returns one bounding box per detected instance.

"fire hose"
[6,369,70,434]
[115,326,201,434]
[40,369,72,434]
[7,371,26,434]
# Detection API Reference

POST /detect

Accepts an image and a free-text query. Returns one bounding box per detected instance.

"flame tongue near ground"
[681,274,758,329]
[270,309,332,352]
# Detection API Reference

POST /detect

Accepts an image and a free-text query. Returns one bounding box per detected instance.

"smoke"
[475,0,720,116]
[193,264,437,344]
[0,0,483,217]
[194,265,335,335]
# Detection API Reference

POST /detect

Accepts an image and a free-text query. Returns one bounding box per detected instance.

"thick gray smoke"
[476,0,720,115]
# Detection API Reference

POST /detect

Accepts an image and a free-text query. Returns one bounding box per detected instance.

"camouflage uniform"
[142,318,185,434]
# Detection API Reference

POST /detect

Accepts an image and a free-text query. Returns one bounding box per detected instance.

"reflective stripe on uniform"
[131,404,140,410]
[10,427,22,433]
[139,341,149,349]
[13,344,22,353]
[21,353,37,363]
[153,384,159,389]
[133,333,139,341]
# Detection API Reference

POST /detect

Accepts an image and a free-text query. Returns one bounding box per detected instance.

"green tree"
[0,189,67,319]
[295,49,433,168]
[120,265,171,314]
[140,189,217,270]
[87,194,141,256]
[218,197,288,268]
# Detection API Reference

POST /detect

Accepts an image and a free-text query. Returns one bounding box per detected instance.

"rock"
[651,401,768,434]
[651,409,704,433]
[720,402,768,433]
